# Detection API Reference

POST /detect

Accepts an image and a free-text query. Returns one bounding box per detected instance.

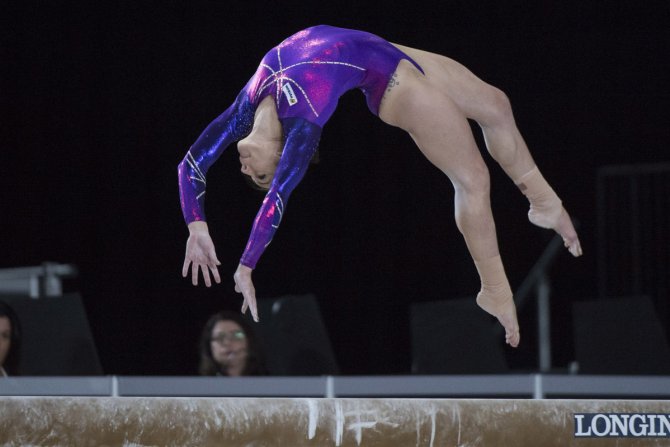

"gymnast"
[178,25,582,347]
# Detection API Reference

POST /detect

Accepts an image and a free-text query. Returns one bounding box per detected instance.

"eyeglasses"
[210,330,246,344]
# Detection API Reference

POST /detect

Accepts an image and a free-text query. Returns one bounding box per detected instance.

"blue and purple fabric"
[178,25,423,268]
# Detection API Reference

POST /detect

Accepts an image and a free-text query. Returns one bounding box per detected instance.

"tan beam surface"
[0,397,669,446]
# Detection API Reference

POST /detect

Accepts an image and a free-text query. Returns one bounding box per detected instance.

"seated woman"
[179,25,583,348]
[198,310,267,376]
[0,300,22,377]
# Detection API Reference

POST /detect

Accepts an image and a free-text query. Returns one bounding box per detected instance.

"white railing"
[1,375,668,399]
[0,263,78,298]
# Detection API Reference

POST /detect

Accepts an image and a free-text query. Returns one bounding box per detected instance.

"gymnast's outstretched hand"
[234,264,259,322]
[182,221,222,287]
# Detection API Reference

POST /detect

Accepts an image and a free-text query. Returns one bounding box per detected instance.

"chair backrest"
[573,296,670,375]
[256,294,339,376]
[2,293,103,375]
[410,298,508,374]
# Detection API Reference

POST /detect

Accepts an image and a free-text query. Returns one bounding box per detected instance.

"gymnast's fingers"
[182,258,191,278]
[210,264,221,284]
[202,265,212,288]
[191,263,200,286]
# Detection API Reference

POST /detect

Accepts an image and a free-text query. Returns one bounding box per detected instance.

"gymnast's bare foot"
[476,293,520,347]
[516,166,583,257]
[553,207,583,257]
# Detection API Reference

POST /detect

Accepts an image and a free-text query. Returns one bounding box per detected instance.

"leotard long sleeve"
[178,88,255,224]
[178,25,423,269]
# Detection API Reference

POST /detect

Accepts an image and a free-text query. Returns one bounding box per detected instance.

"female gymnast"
[178,25,582,347]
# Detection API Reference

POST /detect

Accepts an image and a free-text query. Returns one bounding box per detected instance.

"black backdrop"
[3,1,669,375]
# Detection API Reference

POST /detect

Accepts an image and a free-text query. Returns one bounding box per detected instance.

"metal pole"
[538,274,551,373]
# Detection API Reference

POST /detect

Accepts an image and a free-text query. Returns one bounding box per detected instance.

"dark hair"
[198,310,267,376]
[0,300,22,375]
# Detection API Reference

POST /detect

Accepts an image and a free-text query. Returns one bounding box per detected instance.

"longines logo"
[574,413,670,438]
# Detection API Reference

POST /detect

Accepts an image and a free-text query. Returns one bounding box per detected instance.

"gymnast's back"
[245,25,422,127]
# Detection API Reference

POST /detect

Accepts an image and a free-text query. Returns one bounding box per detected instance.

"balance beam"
[0,398,668,446]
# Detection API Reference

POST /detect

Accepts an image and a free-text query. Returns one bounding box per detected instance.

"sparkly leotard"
[178,25,423,268]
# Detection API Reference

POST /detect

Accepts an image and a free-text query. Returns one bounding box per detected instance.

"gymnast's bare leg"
[395,45,582,257]
[379,59,520,347]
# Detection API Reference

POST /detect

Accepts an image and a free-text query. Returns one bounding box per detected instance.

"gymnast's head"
[237,96,283,190]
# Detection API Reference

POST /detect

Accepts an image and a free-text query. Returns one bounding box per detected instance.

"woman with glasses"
[0,300,21,377]
[198,310,267,376]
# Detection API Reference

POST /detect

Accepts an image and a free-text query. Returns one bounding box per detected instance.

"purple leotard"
[178,25,423,269]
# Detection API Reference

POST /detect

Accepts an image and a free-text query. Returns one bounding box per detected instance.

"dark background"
[3,1,669,375]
